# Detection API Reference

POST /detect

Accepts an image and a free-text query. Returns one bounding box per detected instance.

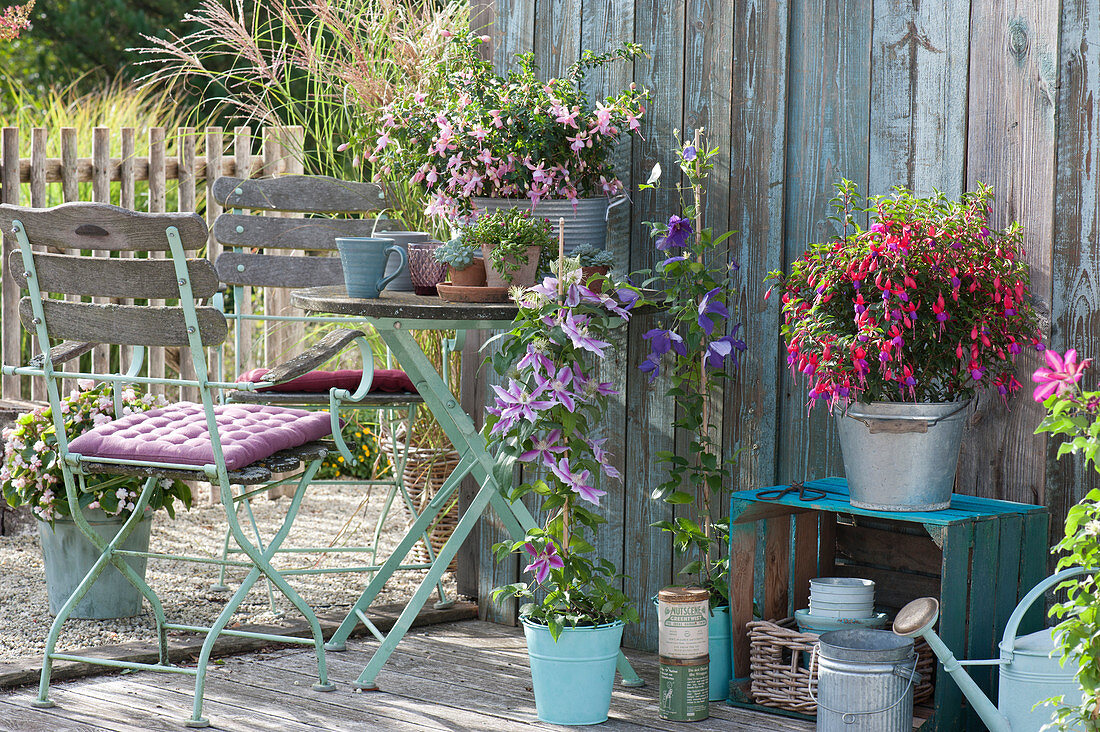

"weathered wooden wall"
[469,0,1100,651]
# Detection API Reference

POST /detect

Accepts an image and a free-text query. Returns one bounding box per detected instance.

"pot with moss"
[434,237,487,287]
[464,208,552,288]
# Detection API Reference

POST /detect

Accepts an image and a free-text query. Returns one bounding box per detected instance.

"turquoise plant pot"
[522,618,624,725]
[709,606,732,701]
[38,509,152,619]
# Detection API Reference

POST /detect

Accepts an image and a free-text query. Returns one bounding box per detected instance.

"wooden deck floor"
[0,619,814,731]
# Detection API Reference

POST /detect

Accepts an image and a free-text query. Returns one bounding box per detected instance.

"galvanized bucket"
[811,629,920,731]
[469,196,622,254]
[38,509,152,619]
[834,401,969,511]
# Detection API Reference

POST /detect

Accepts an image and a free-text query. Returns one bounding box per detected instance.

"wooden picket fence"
[0,125,306,403]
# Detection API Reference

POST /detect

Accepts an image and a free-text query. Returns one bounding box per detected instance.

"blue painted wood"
[732,477,1047,525]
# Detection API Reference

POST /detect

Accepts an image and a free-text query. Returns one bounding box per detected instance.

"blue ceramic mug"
[335,237,408,298]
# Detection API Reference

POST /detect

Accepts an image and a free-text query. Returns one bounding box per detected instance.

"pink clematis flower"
[523,542,564,584]
[1032,348,1091,401]
[518,429,568,467]
[550,457,606,506]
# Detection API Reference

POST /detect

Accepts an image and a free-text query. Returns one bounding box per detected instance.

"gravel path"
[0,483,458,662]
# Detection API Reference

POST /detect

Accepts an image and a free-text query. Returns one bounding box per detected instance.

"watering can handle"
[1000,566,1089,650]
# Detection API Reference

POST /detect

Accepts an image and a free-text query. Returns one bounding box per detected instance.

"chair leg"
[210,497,240,592]
[242,496,280,614]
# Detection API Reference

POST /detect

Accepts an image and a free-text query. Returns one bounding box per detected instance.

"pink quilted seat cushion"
[238,368,417,394]
[68,403,333,471]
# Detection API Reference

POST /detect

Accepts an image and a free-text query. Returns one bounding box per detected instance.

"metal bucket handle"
[1001,566,1089,652]
[605,195,628,221]
[843,400,969,434]
[808,645,921,725]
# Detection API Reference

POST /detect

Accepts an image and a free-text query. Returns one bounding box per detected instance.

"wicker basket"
[381,440,462,572]
[747,618,935,715]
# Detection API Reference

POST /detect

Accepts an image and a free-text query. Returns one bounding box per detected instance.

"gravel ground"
[0,483,458,661]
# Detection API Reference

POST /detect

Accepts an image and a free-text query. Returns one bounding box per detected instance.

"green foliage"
[1035,366,1100,730]
[315,415,390,481]
[1,382,192,522]
[463,208,553,283]
[0,0,196,92]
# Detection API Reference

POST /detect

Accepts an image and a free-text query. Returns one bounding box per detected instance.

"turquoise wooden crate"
[727,477,1049,732]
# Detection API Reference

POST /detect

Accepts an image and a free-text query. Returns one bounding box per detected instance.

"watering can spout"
[894,597,1012,732]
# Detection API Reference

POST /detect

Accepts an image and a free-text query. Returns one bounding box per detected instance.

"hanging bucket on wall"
[834,401,969,511]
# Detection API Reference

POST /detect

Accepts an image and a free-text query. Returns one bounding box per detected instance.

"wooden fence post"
[1,128,19,400]
[90,127,112,378]
[28,129,47,402]
[178,127,199,402]
[233,126,254,374]
[148,127,167,395]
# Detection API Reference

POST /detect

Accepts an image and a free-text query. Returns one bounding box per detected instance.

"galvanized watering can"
[893,568,1086,731]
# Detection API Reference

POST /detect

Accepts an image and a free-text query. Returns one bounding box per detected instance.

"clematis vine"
[523,542,565,584]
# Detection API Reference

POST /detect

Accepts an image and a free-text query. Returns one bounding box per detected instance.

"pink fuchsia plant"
[363,32,648,221]
[487,270,642,640]
[0,1,33,42]
[1,381,192,523]
[1032,350,1100,730]
[767,180,1043,410]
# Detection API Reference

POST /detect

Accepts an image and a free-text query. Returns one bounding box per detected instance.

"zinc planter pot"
[481,244,542,288]
[522,618,624,725]
[470,196,618,255]
[38,509,152,619]
[835,400,969,511]
[708,606,731,702]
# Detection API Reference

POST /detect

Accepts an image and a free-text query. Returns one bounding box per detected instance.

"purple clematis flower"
[697,287,729,336]
[659,254,690,270]
[550,457,606,506]
[644,329,687,358]
[488,379,554,434]
[535,365,576,412]
[572,367,618,399]
[518,429,568,467]
[639,353,662,382]
[615,286,641,310]
[586,437,622,481]
[560,313,610,357]
[517,344,554,375]
[705,326,747,369]
[656,214,693,250]
[523,542,564,584]
[682,145,697,161]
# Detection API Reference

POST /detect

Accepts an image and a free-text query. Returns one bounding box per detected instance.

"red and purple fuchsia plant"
[364,31,648,221]
[1032,350,1100,730]
[486,268,643,639]
[634,131,745,608]
[767,180,1042,411]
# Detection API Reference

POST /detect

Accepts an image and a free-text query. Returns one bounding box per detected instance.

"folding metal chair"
[1,202,340,727]
[209,174,450,608]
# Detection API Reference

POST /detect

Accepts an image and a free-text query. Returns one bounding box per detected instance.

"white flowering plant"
[1,381,192,523]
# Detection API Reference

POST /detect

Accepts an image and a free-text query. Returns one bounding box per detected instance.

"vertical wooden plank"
[117,128,136,377]
[148,127,167,394]
[28,128,47,401]
[818,510,837,575]
[204,127,225,386]
[957,0,1058,506]
[60,128,78,203]
[178,127,199,402]
[778,0,872,486]
[728,518,756,680]
[1,127,20,399]
[535,0,580,80]
[762,514,791,620]
[991,512,1022,699]
[1018,511,1050,634]
[279,127,306,367]
[727,0,789,496]
[234,126,254,374]
[791,511,818,611]
[262,127,281,371]
[965,518,998,729]
[490,0,535,71]
[934,521,972,732]
[623,0,686,652]
[91,127,112,378]
[1049,0,1100,555]
[581,0,634,607]
[457,332,488,601]
[868,0,970,198]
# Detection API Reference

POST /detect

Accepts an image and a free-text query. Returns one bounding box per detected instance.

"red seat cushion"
[238,368,417,394]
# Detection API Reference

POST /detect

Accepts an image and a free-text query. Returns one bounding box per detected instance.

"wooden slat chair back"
[0,201,340,727]
[208,176,448,609]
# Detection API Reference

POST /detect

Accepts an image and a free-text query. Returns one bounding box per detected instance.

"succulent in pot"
[434,236,486,287]
[462,208,553,288]
[569,243,615,293]
[767,180,1043,510]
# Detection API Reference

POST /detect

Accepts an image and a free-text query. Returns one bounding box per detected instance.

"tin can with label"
[659,655,710,722]
[657,586,710,659]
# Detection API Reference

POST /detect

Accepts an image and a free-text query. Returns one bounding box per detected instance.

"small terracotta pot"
[449,258,487,287]
[580,265,611,294]
[481,244,542,288]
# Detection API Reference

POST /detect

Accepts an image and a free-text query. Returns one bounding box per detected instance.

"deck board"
[0,620,814,731]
